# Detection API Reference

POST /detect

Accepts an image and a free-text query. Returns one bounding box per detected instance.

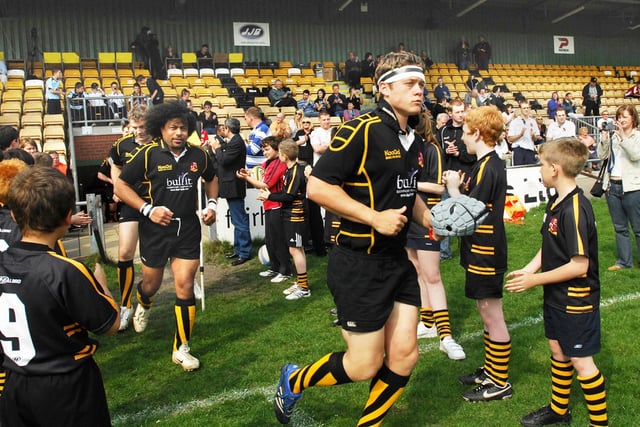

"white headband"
[377,65,425,86]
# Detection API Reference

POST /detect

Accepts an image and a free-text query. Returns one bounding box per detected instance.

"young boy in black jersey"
[506,138,607,427]
[443,106,512,402]
[257,138,309,300]
[0,166,119,427]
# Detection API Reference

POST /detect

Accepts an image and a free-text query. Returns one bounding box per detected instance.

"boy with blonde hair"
[506,138,607,426]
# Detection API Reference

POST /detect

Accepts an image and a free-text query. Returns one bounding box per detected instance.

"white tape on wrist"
[140,203,153,217]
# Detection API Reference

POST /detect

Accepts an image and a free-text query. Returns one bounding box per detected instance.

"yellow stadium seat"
[229,52,244,68]
[0,113,21,128]
[182,52,197,68]
[98,52,116,69]
[61,52,80,70]
[2,90,23,102]
[23,100,44,114]
[19,126,43,145]
[43,52,62,70]
[1,101,22,114]
[43,125,65,140]
[44,114,65,127]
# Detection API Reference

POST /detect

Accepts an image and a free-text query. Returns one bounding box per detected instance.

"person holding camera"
[268,79,297,107]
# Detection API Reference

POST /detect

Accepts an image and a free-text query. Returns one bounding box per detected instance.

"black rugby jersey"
[460,151,507,275]
[0,242,118,375]
[0,206,66,255]
[119,139,216,218]
[408,140,444,239]
[108,133,138,167]
[311,100,422,255]
[267,162,306,222]
[541,187,599,314]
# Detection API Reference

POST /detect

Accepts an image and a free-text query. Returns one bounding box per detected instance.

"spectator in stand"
[270,112,292,139]
[508,100,540,165]
[547,91,560,120]
[582,77,603,117]
[455,36,471,71]
[297,90,317,117]
[420,50,434,70]
[244,106,271,169]
[269,79,297,108]
[535,117,547,144]
[464,88,479,108]
[180,88,191,102]
[198,100,218,135]
[289,109,304,135]
[107,81,127,119]
[45,69,63,114]
[130,82,147,109]
[313,88,330,113]
[18,137,39,157]
[49,151,68,177]
[488,87,506,112]
[432,97,449,117]
[434,77,451,102]
[347,87,362,110]
[360,52,376,79]
[502,103,515,125]
[546,109,577,141]
[327,83,348,117]
[86,83,111,122]
[472,35,492,71]
[67,82,87,123]
[435,112,449,132]
[562,92,577,116]
[476,87,489,106]
[577,127,598,172]
[163,46,180,70]
[344,51,361,89]
[624,80,640,99]
[195,44,213,69]
[343,100,360,121]
[137,74,164,105]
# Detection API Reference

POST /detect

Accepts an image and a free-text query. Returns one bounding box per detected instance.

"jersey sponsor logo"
[417,151,424,168]
[158,163,173,172]
[346,320,357,328]
[166,172,193,192]
[0,276,22,284]
[190,162,198,173]
[548,216,558,235]
[384,148,402,160]
[396,169,418,198]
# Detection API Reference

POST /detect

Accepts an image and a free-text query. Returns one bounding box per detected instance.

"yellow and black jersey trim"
[467,264,497,276]
[565,304,594,314]
[571,194,586,256]
[64,323,83,337]
[49,252,119,313]
[476,224,494,234]
[474,154,491,186]
[470,244,495,256]
[567,286,592,298]
[74,343,97,361]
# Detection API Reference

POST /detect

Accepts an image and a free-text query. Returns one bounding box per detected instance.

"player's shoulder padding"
[331,113,381,152]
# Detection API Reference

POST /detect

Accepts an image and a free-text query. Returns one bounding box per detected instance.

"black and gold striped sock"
[288,352,352,394]
[578,370,607,426]
[297,272,308,290]
[117,259,134,308]
[136,281,153,309]
[420,307,434,328]
[357,364,410,427]
[173,297,196,351]
[550,357,574,416]
[433,309,452,340]
[485,337,511,387]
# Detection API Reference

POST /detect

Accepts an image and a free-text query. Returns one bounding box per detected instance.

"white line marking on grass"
[114,292,640,426]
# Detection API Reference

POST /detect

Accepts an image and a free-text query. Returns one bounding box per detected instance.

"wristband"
[207,198,217,212]
[140,202,153,217]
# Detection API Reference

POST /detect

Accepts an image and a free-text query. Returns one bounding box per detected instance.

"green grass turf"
[90,197,639,426]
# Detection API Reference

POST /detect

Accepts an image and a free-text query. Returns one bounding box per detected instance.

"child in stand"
[257,139,309,300]
[237,137,291,284]
[506,137,607,427]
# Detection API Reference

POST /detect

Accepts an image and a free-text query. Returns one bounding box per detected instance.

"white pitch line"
[113,291,640,426]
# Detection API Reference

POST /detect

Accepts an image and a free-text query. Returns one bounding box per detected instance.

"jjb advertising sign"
[553,35,575,54]
[234,22,270,46]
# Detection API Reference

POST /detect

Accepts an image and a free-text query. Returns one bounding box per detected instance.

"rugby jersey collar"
[376,99,420,136]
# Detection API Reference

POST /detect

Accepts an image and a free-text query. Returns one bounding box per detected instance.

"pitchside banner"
[211,167,549,243]
[553,35,575,54]
[233,22,270,46]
